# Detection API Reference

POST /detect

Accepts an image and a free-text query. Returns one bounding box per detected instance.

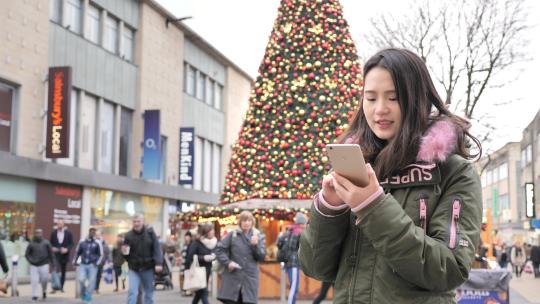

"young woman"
[185,224,218,304]
[216,211,267,304]
[299,48,483,303]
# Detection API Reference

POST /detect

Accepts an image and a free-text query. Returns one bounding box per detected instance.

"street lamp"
[165,16,193,28]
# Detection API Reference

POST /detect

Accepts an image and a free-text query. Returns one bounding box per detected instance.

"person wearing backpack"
[277,213,307,304]
[122,213,163,304]
[511,242,526,278]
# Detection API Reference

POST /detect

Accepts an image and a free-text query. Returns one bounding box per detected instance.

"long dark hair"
[338,48,481,179]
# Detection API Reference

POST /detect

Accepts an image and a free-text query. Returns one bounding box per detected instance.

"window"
[65,0,82,34]
[160,136,167,183]
[105,15,119,54]
[87,4,101,44]
[194,137,204,190]
[215,84,223,110]
[99,101,114,173]
[212,144,222,194]
[481,173,487,188]
[492,168,499,183]
[122,26,135,62]
[521,149,527,168]
[184,64,196,96]
[498,163,508,180]
[486,170,493,185]
[78,94,97,170]
[50,0,62,23]
[499,194,509,211]
[206,79,215,106]
[56,90,78,166]
[203,140,212,192]
[197,73,206,101]
[119,108,132,176]
[526,145,532,164]
[0,82,14,152]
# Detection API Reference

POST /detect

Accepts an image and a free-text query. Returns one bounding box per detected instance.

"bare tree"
[363,0,529,120]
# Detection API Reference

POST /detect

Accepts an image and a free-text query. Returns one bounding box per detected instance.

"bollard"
[280,262,286,303]
[10,255,18,297]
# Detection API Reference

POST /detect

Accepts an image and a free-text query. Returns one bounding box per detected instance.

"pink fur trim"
[416,120,457,163]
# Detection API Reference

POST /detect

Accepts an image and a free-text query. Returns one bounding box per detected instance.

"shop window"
[87,4,101,44]
[0,82,14,152]
[65,0,82,34]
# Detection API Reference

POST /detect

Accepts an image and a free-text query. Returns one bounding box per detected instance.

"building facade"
[0,0,252,276]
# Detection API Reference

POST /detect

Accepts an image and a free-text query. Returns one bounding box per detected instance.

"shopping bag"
[103,264,114,284]
[524,261,534,274]
[183,255,206,291]
[50,271,61,291]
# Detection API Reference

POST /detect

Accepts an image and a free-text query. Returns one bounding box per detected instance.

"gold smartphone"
[326,144,369,187]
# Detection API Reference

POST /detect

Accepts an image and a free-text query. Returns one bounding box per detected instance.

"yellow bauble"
[306,142,313,148]
[322,156,328,163]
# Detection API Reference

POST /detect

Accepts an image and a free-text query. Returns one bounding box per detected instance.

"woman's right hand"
[321,174,344,206]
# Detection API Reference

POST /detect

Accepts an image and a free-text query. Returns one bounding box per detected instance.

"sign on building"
[179,127,195,185]
[525,182,535,218]
[142,110,161,180]
[46,67,72,158]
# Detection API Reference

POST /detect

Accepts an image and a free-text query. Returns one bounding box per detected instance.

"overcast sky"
[156,0,540,152]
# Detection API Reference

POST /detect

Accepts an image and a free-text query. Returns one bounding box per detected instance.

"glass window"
[206,79,215,106]
[184,64,196,96]
[492,168,499,183]
[197,73,206,101]
[160,136,167,183]
[526,145,532,164]
[203,140,212,192]
[99,101,114,173]
[90,188,164,244]
[481,173,487,188]
[56,90,78,166]
[194,136,203,190]
[498,163,508,180]
[499,194,509,210]
[212,144,222,194]
[122,26,134,62]
[486,170,493,185]
[0,82,14,152]
[215,84,223,110]
[119,108,132,176]
[104,15,119,54]
[65,0,82,34]
[521,149,526,168]
[87,4,101,44]
[50,0,62,23]
[78,94,96,170]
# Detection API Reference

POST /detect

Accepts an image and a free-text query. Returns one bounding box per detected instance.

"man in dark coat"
[49,219,74,292]
[216,211,266,304]
[531,240,540,278]
[25,229,54,301]
[0,242,8,275]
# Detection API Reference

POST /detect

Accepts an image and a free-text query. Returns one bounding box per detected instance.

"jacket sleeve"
[354,157,482,292]
[299,196,352,282]
[95,240,104,265]
[250,234,267,262]
[25,243,32,263]
[216,233,233,266]
[0,243,8,273]
[72,241,82,265]
[185,242,197,268]
[50,231,57,248]
[47,242,54,264]
[66,231,74,250]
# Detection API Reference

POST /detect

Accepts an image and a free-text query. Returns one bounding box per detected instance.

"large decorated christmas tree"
[220,0,363,205]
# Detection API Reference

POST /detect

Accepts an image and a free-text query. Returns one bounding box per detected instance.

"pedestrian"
[312,281,332,304]
[0,241,8,275]
[49,219,74,293]
[511,242,527,278]
[25,228,54,302]
[186,223,218,304]
[216,211,267,304]
[94,230,111,294]
[299,48,483,303]
[499,244,509,270]
[277,212,307,304]
[531,240,540,278]
[73,227,103,304]
[112,234,126,291]
[122,213,163,304]
[180,231,193,296]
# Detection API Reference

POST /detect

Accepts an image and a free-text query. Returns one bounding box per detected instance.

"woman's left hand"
[331,164,381,209]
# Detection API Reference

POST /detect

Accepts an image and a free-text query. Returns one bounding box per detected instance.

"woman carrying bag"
[185,223,218,304]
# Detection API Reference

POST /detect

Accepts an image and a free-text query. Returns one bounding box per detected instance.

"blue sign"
[142,110,161,180]
[179,127,195,185]
[531,219,540,229]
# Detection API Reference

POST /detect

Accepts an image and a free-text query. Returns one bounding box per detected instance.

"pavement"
[1,269,538,303]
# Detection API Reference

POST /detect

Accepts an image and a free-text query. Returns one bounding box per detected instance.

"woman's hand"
[331,164,381,209]
[321,174,344,206]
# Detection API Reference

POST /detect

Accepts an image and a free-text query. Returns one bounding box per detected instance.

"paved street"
[1,270,538,304]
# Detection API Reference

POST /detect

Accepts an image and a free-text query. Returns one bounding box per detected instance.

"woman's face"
[207,229,215,239]
[362,67,402,141]
[240,219,253,231]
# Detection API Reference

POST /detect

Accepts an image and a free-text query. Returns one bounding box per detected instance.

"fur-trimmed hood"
[416,119,457,163]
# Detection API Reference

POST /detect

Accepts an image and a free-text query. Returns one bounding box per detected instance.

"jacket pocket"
[448,198,462,249]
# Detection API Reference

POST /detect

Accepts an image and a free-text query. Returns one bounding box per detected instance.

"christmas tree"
[221,0,363,205]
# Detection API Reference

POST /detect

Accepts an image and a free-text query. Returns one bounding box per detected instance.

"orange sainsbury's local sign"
[46,67,72,158]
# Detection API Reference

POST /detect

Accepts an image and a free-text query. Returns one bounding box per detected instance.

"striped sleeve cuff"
[314,191,349,217]
[351,186,384,213]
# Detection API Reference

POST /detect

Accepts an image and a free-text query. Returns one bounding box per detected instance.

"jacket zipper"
[448,199,461,249]
[419,196,428,232]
